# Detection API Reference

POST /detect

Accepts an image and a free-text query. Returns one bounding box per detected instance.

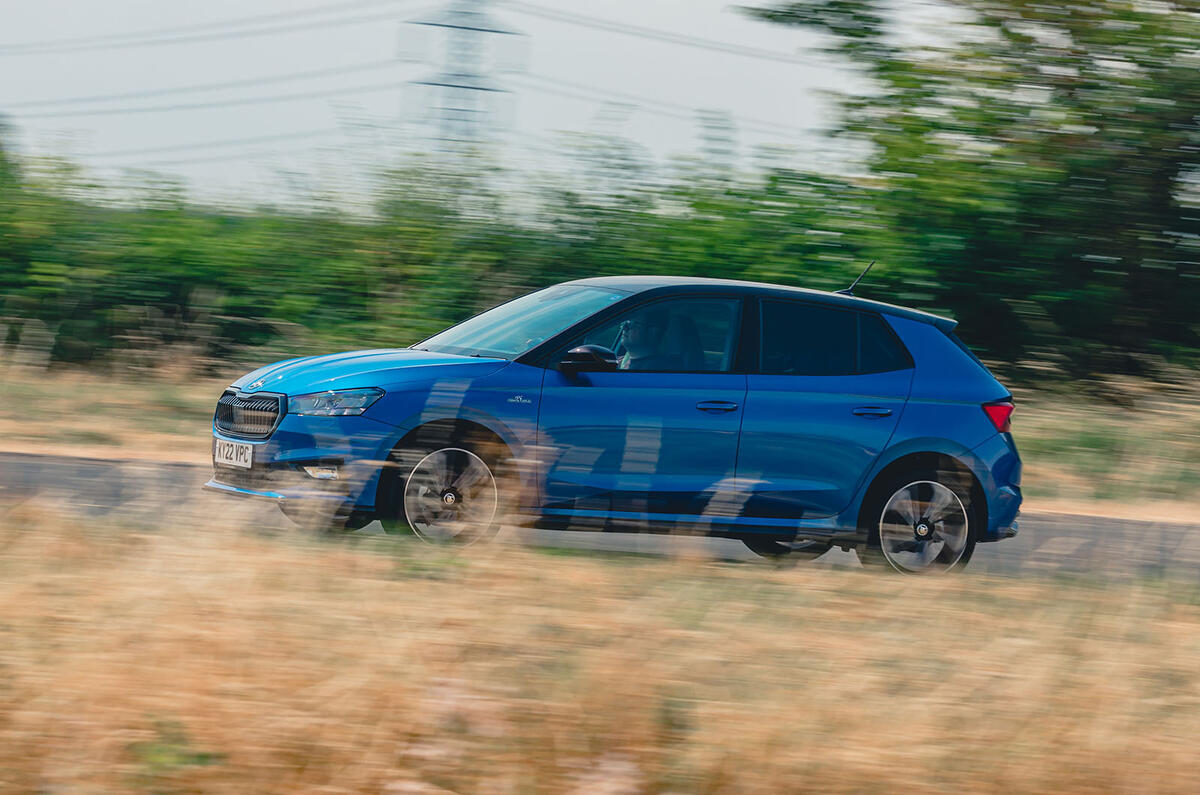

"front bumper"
[206,411,401,512]
[203,477,350,504]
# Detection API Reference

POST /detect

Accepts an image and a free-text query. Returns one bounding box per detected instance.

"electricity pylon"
[408,0,520,150]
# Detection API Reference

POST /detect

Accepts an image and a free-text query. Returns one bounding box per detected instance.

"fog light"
[303,465,339,480]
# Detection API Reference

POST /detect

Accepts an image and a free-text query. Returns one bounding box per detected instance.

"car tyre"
[378,432,511,546]
[862,467,977,574]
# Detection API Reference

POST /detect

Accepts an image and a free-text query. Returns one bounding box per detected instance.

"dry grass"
[1,501,1199,793]
[1015,378,1200,518]
[0,366,230,464]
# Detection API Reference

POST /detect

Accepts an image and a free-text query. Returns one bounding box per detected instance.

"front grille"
[214,390,282,439]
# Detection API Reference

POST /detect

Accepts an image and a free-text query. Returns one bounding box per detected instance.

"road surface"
[1,451,1196,577]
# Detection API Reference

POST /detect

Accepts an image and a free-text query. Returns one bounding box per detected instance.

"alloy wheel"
[402,447,498,544]
[878,480,970,573]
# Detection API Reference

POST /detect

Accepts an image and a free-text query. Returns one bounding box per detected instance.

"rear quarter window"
[943,328,986,367]
[859,313,913,373]
[759,299,912,375]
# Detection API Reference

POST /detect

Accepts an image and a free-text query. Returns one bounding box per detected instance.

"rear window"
[760,300,911,376]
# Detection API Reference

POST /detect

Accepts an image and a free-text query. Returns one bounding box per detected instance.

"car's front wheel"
[379,434,508,546]
[863,469,976,573]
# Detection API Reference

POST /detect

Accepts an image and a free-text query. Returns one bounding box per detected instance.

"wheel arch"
[373,417,520,520]
[393,417,512,456]
[855,450,988,535]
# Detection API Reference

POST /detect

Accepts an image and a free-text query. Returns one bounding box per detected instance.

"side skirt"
[515,511,866,548]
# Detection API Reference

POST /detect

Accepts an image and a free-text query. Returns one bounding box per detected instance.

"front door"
[536,296,747,526]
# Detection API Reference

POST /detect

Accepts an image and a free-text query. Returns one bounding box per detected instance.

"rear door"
[537,295,747,524]
[735,299,914,521]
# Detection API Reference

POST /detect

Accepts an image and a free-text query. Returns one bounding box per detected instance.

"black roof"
[566,275,955,330]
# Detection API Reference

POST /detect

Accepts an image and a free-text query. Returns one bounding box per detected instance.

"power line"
[89,128,346,159]
[518,73,812,137]
[130,145,343,169]
[0,0,407,52]
[501,1,822,67]
[516,78,796,138]
[0,0,415,54]
[513,76,811,140]
[7,60,400,109]
[15,80,403,119]
[513,78,711,126]
[0,1,422,56]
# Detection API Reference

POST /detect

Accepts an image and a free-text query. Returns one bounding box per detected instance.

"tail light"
[982,400,1014,433]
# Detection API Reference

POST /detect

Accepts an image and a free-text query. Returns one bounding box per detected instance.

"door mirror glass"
[560,344,619,375]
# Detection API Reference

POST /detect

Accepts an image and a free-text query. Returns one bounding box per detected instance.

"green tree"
[747,0,1200,375]
[0,120,23,298]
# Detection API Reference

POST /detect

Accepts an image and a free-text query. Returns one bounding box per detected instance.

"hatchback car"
[205,276,1021,572]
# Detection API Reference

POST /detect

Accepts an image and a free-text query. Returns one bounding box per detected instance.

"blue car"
[205,276,1021,573]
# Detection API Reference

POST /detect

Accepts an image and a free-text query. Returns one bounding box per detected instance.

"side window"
[575,297,741,372]
[760,300,857,376]
[858,313,912,373]
[760,301,913,375]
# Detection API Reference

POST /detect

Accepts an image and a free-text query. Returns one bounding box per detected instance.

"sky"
[0,0,859,202]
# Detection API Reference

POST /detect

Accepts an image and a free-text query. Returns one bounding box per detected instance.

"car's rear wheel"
[863,469,976,573]
[379,433,509,546]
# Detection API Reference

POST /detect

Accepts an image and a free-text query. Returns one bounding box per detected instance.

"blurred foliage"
[0,139,881,370]
[1,0,1198,381]
[749,0,1200,375]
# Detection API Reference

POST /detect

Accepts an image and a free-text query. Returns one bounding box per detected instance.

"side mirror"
[559,344,619,376]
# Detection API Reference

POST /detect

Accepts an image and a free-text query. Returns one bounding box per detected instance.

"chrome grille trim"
[214,390,283,439]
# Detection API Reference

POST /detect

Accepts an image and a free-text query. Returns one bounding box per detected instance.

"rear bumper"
[970,433,1023,542]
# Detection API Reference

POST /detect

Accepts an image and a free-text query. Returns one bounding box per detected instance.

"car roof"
[565,275,955,330]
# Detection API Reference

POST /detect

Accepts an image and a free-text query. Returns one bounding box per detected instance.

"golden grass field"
[1,364,1198,791]
[0,368,227,465]
[1,498,1199,793]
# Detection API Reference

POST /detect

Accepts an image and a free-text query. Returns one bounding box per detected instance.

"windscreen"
[415,284,629,359]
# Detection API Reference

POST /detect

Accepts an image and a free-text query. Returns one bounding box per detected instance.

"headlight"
[287,388,384,417]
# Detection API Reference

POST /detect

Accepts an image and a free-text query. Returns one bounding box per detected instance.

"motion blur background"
[2,0,1196,380]
[2,0,1200,791]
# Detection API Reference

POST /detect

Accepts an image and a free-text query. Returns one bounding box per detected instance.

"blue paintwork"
[205,276,1022,548]
[738,368,912,520]
[231,348,509,395]
[968,432,1023,539]
[538,370,746,516]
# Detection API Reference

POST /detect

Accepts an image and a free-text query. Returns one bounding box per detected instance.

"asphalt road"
[1,451,1197,577]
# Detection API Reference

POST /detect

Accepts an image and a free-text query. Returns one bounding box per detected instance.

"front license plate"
[213,438,253,469]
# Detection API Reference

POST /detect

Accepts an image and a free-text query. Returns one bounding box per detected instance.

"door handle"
[852,406,893,418]
[696,400,739,413]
